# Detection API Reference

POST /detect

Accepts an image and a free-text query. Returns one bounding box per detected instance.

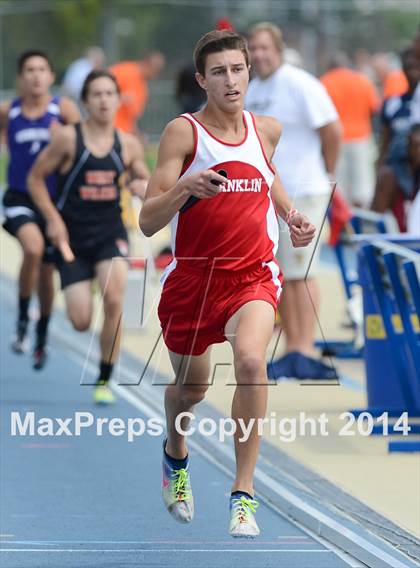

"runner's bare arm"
[318,120,341,177]
[28,127,74,257]
[0,101,10,138]
[139,118,226,237]
[123,133,150,200]
[28,127,72,221]
[59,97,81,124]
[377,123,391,170]
[270,172,293,220]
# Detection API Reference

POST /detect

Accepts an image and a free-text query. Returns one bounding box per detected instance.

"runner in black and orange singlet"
[28,70,149,404]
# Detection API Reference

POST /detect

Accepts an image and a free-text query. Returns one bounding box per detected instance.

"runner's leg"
[162,347,211,523]
[224,299,274,496]
[64,280,93,331]
[165,348,211,459]
[32,261,55,369]
[95,258,128,375]
[12,223,44,352]
[224,299,274,537]
[37,262,55,321]
[16,223,44,300]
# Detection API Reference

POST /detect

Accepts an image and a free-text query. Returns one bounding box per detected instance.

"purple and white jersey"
[7,96,62,196]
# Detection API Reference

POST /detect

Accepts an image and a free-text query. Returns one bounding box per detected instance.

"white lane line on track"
[0,539,313,544]
[0,548,332,553]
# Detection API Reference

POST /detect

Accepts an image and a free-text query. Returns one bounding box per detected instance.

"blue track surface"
[0,287,353,568]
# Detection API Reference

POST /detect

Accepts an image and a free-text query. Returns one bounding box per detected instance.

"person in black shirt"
[28,70,149,404]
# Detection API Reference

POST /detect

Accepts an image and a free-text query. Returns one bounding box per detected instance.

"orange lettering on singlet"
[79,185,117,200]
[85,170,117,185]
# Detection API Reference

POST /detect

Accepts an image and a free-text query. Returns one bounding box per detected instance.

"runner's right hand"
[183,169,227,199]
[47,215,69,254]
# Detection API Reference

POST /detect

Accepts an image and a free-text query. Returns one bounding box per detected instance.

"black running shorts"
[2,188,55,263]
[57,227,129,289]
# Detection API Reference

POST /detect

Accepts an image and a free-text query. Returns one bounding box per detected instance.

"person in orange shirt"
[110,52,164,228]
[321,53,380,207]
[109,52,165,135]
[371,53,409,98]
[383,69,409,99]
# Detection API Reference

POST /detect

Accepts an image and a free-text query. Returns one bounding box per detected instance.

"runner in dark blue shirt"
[378,47,420,170]
[0,50,79,368]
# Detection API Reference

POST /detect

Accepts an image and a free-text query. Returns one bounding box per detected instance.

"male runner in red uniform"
[28,70,149,404]
[139,31,315,537]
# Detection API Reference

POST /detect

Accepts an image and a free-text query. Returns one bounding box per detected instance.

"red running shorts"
[158,260,282,356]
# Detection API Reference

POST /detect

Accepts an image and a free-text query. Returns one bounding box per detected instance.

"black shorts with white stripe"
[2,188,55,263]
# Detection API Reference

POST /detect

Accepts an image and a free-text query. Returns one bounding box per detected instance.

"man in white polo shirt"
[246,22,342,379]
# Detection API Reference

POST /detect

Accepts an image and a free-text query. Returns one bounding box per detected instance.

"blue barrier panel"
[358,245,411,411]
[384,252,420,382]
[354,237,420,452]
[317,209,392,360]
[335,209,391,303]
[404,260,420,317]
[350,207,388,236]
[371,423,420,434]
[389,440,420,452]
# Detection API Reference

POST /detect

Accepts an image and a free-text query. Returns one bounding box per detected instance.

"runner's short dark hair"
[18,50,53,74]
[81,70,120,102]
[194,30,249,76]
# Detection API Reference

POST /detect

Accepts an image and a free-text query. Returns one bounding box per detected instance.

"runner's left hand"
[128,178,148,200]
[289,213,316,248]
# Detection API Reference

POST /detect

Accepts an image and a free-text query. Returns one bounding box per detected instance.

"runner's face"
[84,77,120,123]
[197,50,249,112]
[19,56,54,97]
[248,31,282,79]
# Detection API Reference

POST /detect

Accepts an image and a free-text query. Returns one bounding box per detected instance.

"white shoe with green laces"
[162,443,194,523]
[93,382,116,405]
[229,493,260,538]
